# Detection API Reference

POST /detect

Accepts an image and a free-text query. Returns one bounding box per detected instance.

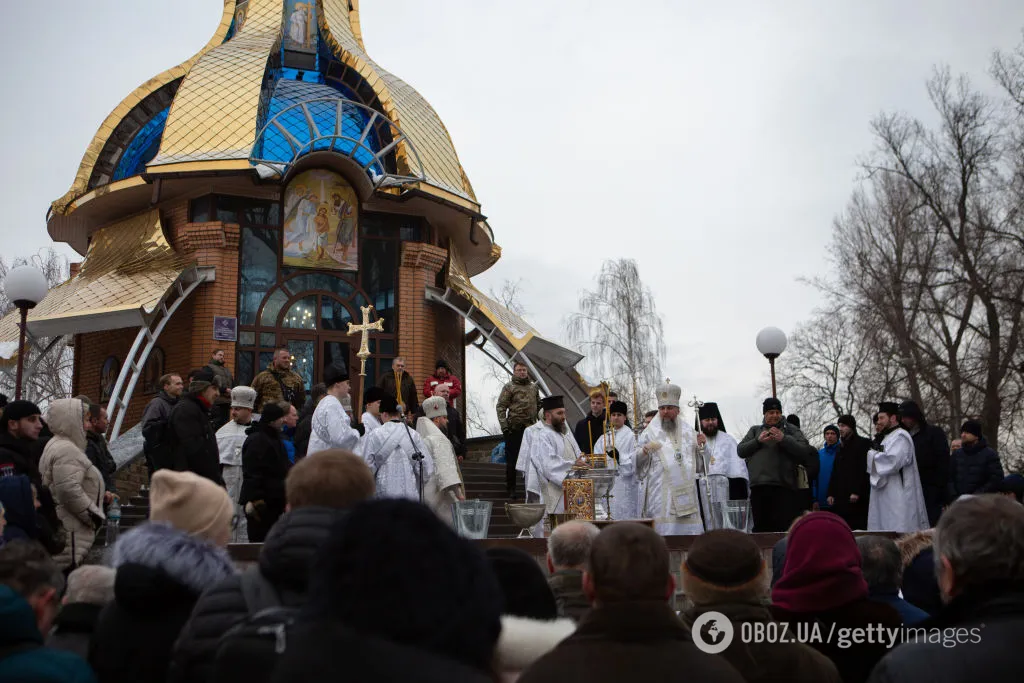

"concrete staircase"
[98,460,527,542]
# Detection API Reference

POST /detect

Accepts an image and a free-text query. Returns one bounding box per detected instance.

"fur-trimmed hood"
[111,521,236,596]
[897,530,934,569]
[495,615,575,674]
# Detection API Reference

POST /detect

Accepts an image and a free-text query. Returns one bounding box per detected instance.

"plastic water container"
[451,500,492,539]
[105,497,121,547]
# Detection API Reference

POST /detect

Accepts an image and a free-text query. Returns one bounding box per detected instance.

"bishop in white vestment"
[216,386,257,543]
[417,397,465,523]
[594,400,639,520]
[867,402,929,532]
[526,396,586,517]
[307,367,360,455]
[636,381,705,535]
[362,396,434,502]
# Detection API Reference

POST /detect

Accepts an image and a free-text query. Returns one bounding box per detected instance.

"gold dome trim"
[149,0,283,168]
[318,0,477,202]
[50,0,236,216]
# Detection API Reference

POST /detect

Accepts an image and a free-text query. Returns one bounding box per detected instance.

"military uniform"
[251,365,306,413]
[496,376,540,497]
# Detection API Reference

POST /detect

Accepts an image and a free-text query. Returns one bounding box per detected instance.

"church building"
[1,0,587,439]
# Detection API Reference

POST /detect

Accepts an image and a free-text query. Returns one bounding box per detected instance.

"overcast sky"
[2,1,1023,439]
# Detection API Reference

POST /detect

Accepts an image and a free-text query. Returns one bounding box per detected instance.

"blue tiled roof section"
[254,80,383,174]
[112,107,170,181]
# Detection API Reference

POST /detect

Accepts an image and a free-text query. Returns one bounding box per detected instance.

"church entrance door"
[282,333,359,407]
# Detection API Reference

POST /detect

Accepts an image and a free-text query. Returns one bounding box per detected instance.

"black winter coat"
[573,412,606,454]
[268,620,493,683]
[0,432,64,554]
[90,523,236,683]
[293,413,312,460]
[167,394,224,485]
[46,601,104,661]
[239,423,291,511]
[948,438,1004,500]
[827,433,872,530]
[85,431,117,493]
[910,422,950,496]
[169,506,348,683]
[868,586,1024,683]
[519,601,744,683]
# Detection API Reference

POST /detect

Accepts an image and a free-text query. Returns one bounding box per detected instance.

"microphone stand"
[402,416,425,504]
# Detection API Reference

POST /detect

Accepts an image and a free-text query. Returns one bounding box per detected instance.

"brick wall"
[73,296,197,432]
[398,243,448,386]
[163,200,240,369]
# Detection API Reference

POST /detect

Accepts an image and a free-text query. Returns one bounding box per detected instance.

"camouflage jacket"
[496,377,540,433]
[251,366,307,413]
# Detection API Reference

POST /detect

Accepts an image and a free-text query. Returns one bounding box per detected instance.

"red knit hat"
[771,512,868,613]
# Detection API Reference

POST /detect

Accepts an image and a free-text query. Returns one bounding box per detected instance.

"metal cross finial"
[688,394,704,410]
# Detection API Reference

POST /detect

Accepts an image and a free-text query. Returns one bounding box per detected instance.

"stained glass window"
[112,107,169,181]
[239,227,279,325]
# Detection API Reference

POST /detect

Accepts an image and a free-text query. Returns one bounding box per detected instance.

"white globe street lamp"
[3,265,49,399]
[756,326,788,399]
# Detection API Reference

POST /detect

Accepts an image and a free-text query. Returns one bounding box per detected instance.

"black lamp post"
[3,265,48,400]
[756,326,788,399]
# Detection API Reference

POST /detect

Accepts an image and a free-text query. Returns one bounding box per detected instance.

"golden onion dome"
[49,0,495,273]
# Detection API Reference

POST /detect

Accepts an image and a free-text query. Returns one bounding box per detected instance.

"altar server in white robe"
[636,381,705,535]
[215,386,257,542]
[307,366,361,455]
[527,396,587,518]
[594,400,639,520]
[362,395,434,502]
[361,386,385,435]
[867,401,929,532]
[417,396,465,523]
[517,409,545,499]
[696,402,749,501]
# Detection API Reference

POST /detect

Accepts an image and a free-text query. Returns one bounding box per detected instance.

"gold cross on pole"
[347,305,384,419]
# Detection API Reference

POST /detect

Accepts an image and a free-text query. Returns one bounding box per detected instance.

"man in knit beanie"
[680,529,840,682]
[166,369,224,485]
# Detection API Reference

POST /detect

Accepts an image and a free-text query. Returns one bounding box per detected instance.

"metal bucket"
[451,500,492,539]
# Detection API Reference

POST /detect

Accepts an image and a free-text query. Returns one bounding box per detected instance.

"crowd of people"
[496,371,1021,536]
[2,457,1022,683]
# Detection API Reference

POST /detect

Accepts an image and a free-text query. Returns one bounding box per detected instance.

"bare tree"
[567,259,666,416]
[0,249,74,406]
[791,41,1024,463]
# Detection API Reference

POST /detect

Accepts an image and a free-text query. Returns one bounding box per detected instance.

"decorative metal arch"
[106,266,209,441]
[249,97,427,186]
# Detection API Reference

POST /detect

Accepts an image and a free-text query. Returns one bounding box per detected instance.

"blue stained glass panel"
[113,107,169,181]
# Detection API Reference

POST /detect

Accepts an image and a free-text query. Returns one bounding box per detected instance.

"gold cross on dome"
[347,305,385,377]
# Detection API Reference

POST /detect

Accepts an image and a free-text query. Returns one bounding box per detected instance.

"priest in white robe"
[696,402,750,500]
[362,395,434,502]
[636,381,705,535]
[307,366,360,455]
[361,386,385,435]
[417,396,465,523]
[215,386,256,543]
[594,400,639,520]
[867,402,929,532]
[526,396,587,522]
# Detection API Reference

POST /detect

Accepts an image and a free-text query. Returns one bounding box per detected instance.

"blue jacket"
[870,588,930,625]
[0,585,96,683]
[814,442,838,508]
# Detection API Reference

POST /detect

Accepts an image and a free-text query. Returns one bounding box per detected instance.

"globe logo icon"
[691,611,734,654]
